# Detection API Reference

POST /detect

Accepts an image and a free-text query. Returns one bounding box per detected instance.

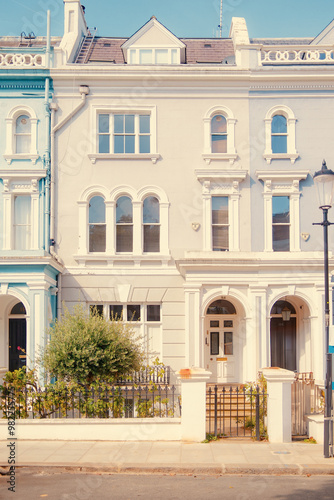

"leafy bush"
[40,304,145,385]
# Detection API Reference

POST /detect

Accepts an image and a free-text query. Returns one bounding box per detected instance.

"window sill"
[263,153,299,164]
[3,154,39,165]
[88,153,161,164]
[73,253,171,265]
[202,153,238,165]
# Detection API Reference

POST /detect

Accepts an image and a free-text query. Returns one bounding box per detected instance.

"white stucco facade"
[49,1,334,386]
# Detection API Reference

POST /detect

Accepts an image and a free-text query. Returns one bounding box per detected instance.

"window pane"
[155,49,168,64]
[224,332,233,355]
[14,196,30,224]
[212,226,229,251]
[140,49,152,64]
[114,135,124,153]
[116,225,133,252]
[207,300,236,315]
[129,49,136,64]
[11,302,26,315]
[127,304,141,321]
[114,115,124,133]
[140,115,150,133]
[272,196,290,223]
[171,49,177,64]
[210,332,219,355]
[147,305,160,322]
[125,115,134,133]
[143,196,159,223]
[211,115,227,133]
[99,134,110,153]
[272,135,287,154]
[89,225,106,252]
[273,225,289,252]
[98,114,109,133]
[89,196,105,223]
[212,135,227,153]
[16,135,31,154]
[90,305,104,316]
[110,305,123,320]
[144,225,160,252]
[16,115,31,133]
[14,196,31,250]
[272,115,287,134]
[116,196,133,223]
[139,135,150,153]
[212,197,228,225]
[125,135,135,153]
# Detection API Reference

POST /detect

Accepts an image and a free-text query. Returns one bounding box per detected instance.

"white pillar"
[177,367,211,442]
[262,367,295,443]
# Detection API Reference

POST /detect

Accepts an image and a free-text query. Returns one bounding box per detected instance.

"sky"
[0,0,333,40]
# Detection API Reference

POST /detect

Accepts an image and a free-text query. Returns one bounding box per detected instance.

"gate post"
[262,367,295,443]
[177,367,211,442]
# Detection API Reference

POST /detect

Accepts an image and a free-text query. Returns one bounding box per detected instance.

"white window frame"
[203,106,237,165]
[3,106,39,165]
[256,170,309,252]
[263,105,298,164]
[88,105,160,164]
[196,169,247,252]
[128,47,180,65]
[88,302,162,358]
[76,185,170,263]
[0,175,41,251]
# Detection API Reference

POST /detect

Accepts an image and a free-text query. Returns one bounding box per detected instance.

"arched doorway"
[204,299,238,383]
[270,300,296,371]
[9,302,27,372]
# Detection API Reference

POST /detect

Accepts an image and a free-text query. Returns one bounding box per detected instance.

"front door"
[206,317,238,382]
[9,318,26,371]
[270,317,296,371]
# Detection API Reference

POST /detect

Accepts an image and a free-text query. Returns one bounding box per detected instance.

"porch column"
[177,367,211,441]
[262,367,295,443]
[250,286,268,374]
[184,285,202,367]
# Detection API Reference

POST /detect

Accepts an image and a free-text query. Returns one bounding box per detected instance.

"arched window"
[89,196,106,252]
[143,196,160,252]
[264,106,298,164]
[206,299,236,315]
[211,115,227,153]
[10,302,27,315]
[271,115,287,154]
[15,114,31,154]
[116,196,133,252]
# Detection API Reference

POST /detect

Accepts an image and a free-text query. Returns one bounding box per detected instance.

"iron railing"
[116,365,170,385]
[206,385,267,440]
[1,383,179,420]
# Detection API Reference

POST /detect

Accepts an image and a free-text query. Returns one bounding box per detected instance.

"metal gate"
[206,385,267,440]
[291,372,316,436]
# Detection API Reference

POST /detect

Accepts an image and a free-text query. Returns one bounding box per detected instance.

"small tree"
[40,304,144,385]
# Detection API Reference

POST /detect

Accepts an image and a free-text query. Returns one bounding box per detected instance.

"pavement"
[1,439,334,475]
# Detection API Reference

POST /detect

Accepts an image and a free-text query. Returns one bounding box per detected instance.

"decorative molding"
[88,153,161,165]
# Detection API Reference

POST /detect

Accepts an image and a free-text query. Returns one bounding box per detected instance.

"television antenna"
[218,0,223,38]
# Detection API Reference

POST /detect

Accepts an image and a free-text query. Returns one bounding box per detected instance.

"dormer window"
[121,16,186,65]
[128,48,179,64]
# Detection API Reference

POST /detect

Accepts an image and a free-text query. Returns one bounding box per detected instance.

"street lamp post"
[313,160,334,458]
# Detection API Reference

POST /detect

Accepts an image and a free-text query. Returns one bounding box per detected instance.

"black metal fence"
[206,385,267,440]
[1,383,179,420]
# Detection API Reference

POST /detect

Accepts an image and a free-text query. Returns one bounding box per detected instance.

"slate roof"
[75,37,235,64]
[251,37,314,46]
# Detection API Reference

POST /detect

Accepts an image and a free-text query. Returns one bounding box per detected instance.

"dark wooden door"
[9,319,26,371]
[270,317,296,371]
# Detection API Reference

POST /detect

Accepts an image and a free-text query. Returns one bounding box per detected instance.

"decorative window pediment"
[121,17,186,65]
